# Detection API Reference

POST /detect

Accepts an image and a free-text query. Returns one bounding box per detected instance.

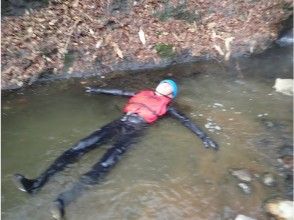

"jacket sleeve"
[167,107,219,150]
[85,87,136,97]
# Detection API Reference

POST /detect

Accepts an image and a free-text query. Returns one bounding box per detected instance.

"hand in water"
[202,137,219,150]
[85,87,97,93]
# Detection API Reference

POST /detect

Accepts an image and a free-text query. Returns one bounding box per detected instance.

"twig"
[61,19,80,55]
[79,10,94,22]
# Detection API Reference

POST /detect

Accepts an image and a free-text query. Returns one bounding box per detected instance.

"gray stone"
[230,169,252,182]
[238,182,252,194]
[235,214,256,220]
[273,78,293,96]
[262,172,277,187]
[222,206,236,220]
[265,199,294,220]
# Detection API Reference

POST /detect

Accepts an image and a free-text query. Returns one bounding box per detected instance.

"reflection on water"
[2,46,293,220]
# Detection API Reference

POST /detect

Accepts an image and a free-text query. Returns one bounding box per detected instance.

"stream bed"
[2,45,293,220]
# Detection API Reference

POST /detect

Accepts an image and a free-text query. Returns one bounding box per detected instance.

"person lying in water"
[13,79,219,219]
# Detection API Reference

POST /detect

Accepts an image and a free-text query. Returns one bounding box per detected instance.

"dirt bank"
[1,0,293,90]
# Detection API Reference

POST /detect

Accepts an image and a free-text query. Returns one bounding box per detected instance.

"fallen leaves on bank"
[1,0,292,89]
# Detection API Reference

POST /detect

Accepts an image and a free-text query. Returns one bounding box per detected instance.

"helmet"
[159,79,178,98]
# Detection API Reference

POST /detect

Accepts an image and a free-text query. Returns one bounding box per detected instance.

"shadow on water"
[1,44,293,220]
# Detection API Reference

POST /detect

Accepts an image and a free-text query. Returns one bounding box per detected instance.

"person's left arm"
[167,107,219,150]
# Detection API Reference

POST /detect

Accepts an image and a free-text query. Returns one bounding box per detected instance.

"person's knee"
[71,137,98,152]
[76,134,103,150]
[71,141,87,151]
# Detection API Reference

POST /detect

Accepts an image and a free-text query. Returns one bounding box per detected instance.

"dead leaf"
[211,29,223,40]
[95,39,103,48]
[172,32,182,41]
[138,27,146,45]
[225,51,231,61]
[225,37,234,52]
[207,22,216,29]
[213,45,225,56]
[224,37,234,60]
[89,28,95,36]
[49,20,57,26]
[112,42,123,59]
[72,0,79,7]
[27,27,33,34]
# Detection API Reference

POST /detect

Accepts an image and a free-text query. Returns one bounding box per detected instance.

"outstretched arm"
[85,87,136,97]
[167,107,219,150]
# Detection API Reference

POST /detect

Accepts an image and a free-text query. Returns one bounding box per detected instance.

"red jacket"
[123,90,172,123]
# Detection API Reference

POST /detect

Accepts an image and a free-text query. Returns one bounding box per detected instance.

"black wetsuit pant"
[21,114,147,205]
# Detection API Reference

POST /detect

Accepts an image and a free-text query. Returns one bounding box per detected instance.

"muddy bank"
[1,39,292,97]
[1,0,293,90]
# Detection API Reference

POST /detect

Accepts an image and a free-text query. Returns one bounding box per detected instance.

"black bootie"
[13,174,39,194]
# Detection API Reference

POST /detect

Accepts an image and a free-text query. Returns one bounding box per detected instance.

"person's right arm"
[85,87,136,97]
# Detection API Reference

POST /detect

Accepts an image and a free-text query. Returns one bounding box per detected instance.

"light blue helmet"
[159,79,178,98]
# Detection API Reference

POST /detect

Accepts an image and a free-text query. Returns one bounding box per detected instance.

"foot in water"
[50,199,65,220]
[12,174,38,194]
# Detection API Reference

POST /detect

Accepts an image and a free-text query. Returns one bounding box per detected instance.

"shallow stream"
[2,45,293,220]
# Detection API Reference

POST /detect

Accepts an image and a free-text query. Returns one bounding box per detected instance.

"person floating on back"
[13,79,219,219]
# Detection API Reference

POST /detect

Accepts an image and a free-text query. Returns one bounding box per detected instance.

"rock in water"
[265,199,294,220]
[235,214,256,220]
[230,169,252,182]
[222,206,236,219]
[262,172,277,187]
[238,182,252,194]
[273,78,293,96]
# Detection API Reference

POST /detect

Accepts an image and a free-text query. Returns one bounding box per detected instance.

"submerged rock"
[262,172,277,187]
[277,145,293,199]
[230,169,252,182]
[283,172,293,200]
[273,78,293,96]
[205,121,222,132]
[238,182,252,195]
[235,214,256,220]
[264,199,294,220]
[222,206,237,220]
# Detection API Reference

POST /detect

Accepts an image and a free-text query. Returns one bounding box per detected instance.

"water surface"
[2,45,293,220]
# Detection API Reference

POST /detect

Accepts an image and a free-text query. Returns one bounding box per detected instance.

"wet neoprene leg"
[51,121,145,219]
[13,119,122,194]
